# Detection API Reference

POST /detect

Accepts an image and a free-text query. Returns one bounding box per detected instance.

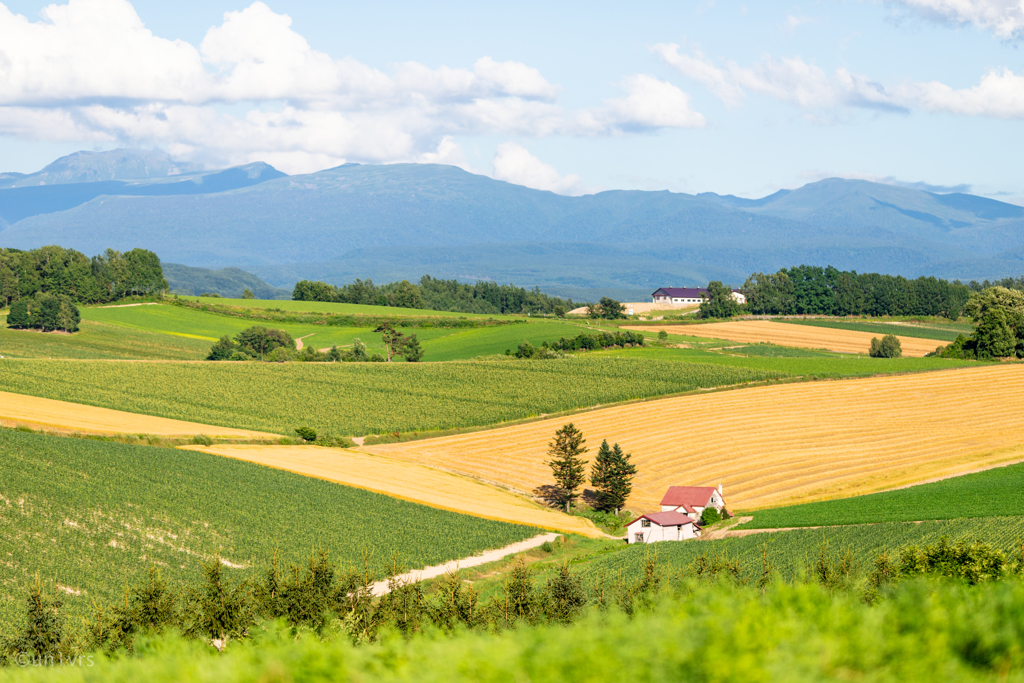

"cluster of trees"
[207,324,422,363]
[938,287,1024,359]
[6,291,81,333]
[740,266,972,319]
[698,281,741,319]
[869,334,903,358]
[545,423,637,514]
[510,331,646,359]
[293,275,574,316]
[0,246,167,307]
[586,297,627,319]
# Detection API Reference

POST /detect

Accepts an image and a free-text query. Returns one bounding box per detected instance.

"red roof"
[661,486,718,508]
[627,511,698,528]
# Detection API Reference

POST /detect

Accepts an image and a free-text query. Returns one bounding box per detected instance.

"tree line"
[293,275,575,316]
[0,246,167,307]
[736,265,973,319]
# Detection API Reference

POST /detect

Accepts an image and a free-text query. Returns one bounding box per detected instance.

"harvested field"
[0,391,276,439]
[181,444,601,537]
[623,321,946,356]
[364,365,1024,512]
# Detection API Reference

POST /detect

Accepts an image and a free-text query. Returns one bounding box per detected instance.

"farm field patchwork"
[418,321,596,360]
[583,345,975,377]
[786,318,972,342]
[0,429,539,628]
[178,296,523,319]
[739,459,1024,528]
[0,357,779,436]
[82,304,458,356]
[0,316,211,360]
[0,391,278,438]
[364,365,1024,511]
[624,321,948,356]
[183,444,599,537]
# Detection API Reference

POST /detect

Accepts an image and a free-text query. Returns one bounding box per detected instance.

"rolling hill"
[2,149,1023,300]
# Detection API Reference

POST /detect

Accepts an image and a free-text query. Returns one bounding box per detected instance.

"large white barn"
[651,287,746,306]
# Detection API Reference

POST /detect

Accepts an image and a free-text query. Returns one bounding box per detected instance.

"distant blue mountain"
[1,150,1022,299]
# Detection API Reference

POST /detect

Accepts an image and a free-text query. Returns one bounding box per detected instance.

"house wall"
[627,520,696,543]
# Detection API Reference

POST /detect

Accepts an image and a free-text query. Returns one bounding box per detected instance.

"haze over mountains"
[1,149,1022,300]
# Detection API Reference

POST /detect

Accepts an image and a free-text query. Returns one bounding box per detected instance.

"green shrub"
[294,427,317,442]
[699,507,722,526]
[869,334,902,358]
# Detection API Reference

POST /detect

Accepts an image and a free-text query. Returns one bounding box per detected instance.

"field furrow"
[364,365,1024,511]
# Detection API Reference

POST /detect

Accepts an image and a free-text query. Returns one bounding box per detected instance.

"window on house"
[641,519,651,527]
[634,533,645,543]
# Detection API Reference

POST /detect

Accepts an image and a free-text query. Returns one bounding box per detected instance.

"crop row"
[0,429,538,629]
[0,357,781,436]
[588,515,1024,583]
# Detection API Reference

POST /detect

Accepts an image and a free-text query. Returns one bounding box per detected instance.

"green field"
[0,358,780,436]
[420,321,594,360]
[0,429,538,627]
[178,296,523,319]
[0,316,211,360]
[718,344,835,358]
[586,515,1024,584]
[786,319,972,342]
[588,345,977,376]
[740,461,1024,529]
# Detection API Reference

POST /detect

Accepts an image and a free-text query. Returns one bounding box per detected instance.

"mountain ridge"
[1,149,1022,299]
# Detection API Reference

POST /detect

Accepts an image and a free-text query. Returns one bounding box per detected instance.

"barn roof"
[652,287,707,298]
[661,486,718,508]
[627,511,698,528]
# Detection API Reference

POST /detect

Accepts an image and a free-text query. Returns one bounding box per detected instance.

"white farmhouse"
[626,485,727,545]
[627,512,701,544]
[651,287,746,306]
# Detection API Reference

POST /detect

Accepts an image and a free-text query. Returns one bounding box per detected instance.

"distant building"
[651,287,746,306]
[626,484,728,545]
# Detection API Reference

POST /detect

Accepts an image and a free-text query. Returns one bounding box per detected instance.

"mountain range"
[1,149,1022,300]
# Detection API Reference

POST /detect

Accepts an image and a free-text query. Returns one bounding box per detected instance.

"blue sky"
[0,0,1021,202]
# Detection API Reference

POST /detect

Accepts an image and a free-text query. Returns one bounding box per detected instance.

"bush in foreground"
[869,333,902,358]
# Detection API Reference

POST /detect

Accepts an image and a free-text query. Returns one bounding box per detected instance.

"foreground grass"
[0,357,780,436]
[0,429,538,628]
[3,579,1023,682]
[740,460,1024,528]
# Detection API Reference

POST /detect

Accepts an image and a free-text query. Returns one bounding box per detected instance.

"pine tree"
[590,440,616,512]
[545,423,587,512]
[605,443,638,514]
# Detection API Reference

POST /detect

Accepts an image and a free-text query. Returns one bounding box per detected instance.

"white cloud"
[653,43,1024,119]
[0,0,700,174]
[784,13,814,32]
[651,44,744,106]
[492,142,584,195]
[586,75,706,131]
[890,0,1024,40]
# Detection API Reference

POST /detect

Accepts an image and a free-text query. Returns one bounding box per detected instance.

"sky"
[0,0,1022,202]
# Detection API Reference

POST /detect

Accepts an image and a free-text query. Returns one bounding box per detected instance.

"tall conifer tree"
[546,423,587,512]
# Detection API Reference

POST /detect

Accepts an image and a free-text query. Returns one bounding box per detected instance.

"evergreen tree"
[542,563,586,624]
[591,442,637,513]
[402,334,424,362]
[546,423,588,512]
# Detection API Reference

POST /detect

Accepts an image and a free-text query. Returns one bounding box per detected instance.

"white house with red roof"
[625,485,727,545]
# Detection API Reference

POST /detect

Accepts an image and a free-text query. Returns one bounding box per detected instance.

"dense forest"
[292,275,574,315]
[740,265,973,318]
[0,245,168,307]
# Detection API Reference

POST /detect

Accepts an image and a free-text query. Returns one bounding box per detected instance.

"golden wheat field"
[624,320,946,356]
[180,444,601,537]
[0,390,277,439]
[364,365,1024,512]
